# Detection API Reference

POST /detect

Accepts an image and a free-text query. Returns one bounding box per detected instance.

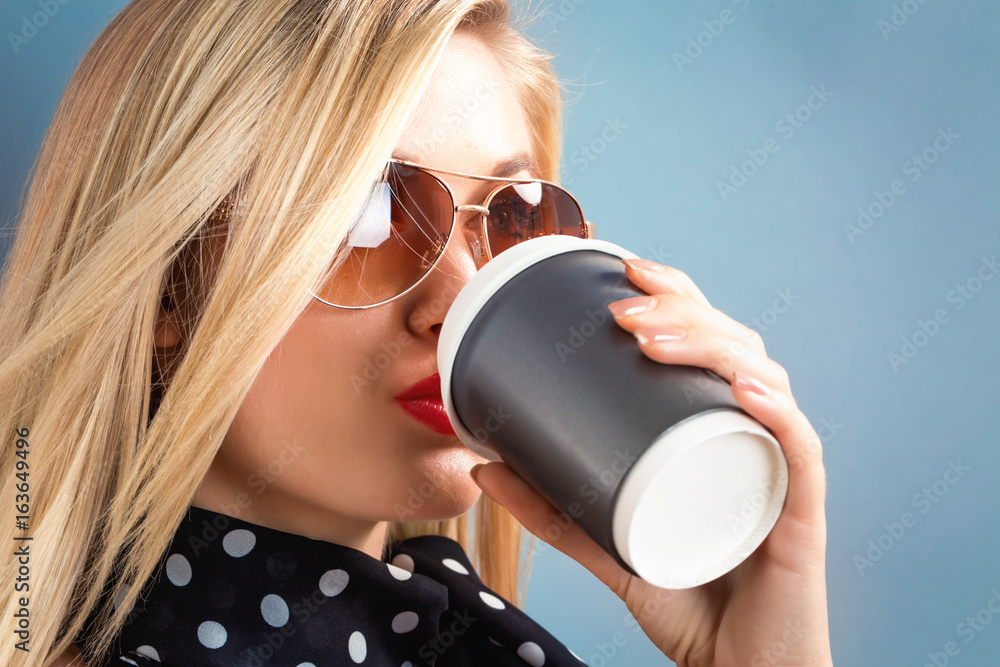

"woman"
[0,0,833,665]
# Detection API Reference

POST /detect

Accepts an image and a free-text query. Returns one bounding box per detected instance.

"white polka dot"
[165,553,191,586]
[222,529,256,557]
[348,630,367,663]
[391,553,415,572]
[387,563,412,580]
[197,620,227,649]
[135,646,160,661]
[119,658,139,666]
[402,662,413,667]
[442,557,469,575]
[479,590,505,609]
[295,664,316,667]
[260,593,289,627]
[319,569,349,597]
[517,641,546,666]
[391,610,419,633]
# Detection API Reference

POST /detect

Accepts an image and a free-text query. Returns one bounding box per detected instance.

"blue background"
[2,1,998,665]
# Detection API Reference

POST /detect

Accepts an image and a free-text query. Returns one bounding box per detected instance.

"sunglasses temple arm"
[585,220,596,240]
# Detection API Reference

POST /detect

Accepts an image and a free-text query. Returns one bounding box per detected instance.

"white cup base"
[612,409,788,589]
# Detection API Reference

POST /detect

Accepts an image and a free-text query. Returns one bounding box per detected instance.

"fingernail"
[733,371,771,396]
[634,326,686,345]
[623,258,665,272]
[608,295,657,318]
[469,463,484,484]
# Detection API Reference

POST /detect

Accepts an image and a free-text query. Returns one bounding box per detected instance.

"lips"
[396,372,443,400]
[395,373,456,436]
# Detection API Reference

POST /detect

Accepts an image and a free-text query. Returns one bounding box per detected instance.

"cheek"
[219,316,373,489]
[221,309,486,520]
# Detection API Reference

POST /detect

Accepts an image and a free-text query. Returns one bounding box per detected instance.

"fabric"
[88,505,587,666]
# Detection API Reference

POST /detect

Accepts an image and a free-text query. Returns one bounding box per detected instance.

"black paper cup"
[438,236,788,589]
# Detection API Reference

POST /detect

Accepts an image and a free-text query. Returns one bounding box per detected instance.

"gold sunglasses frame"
[311,158,597,309]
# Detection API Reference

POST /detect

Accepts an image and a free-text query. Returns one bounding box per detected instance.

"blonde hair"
[0,0,563,663]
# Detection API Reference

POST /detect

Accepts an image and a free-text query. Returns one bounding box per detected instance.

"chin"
[389,468,485,522]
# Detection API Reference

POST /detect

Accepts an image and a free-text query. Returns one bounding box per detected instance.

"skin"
[184,32,514,556]
[49,30,833,667]
[473,267,834,666]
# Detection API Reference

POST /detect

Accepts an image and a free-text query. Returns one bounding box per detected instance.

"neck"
[190,487,389,560]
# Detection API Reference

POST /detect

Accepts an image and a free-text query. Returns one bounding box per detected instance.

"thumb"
[470,461,632,597]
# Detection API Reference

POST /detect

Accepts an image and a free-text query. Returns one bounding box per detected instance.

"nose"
[406,211,485,336]
[455,204,490,269]
[438,208,486,274]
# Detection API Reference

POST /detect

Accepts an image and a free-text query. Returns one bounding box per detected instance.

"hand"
[469,257,833,667]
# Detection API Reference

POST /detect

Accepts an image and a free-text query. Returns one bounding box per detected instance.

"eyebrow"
[391,151,539,179]
[491,153,538,179]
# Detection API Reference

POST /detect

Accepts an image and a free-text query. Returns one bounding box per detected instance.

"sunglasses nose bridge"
[446,204,487,268]
[455,204,489,215]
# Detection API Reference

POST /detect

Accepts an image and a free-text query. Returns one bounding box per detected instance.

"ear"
[153,293,182,348]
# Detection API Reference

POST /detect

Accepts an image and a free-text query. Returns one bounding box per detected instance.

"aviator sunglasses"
[310,158,596,309]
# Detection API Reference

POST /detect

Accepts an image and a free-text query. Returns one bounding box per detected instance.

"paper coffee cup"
[438,236,788,589]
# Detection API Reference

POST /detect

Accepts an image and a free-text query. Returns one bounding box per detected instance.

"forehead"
[394,32,533,170]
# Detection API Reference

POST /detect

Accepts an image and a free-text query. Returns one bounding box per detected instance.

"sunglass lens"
[485,182,585,257]
[315,163,452,307]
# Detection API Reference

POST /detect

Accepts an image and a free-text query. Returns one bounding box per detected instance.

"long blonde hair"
[0,0,563,663]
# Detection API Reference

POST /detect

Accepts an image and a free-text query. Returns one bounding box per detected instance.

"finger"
[621,258,712,308]
[622,317,790,396]
[470,461,633,597]
[730,373,827,528]
[609,291,766,357]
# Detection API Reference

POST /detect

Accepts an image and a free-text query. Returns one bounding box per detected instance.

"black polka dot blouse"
[83,505,588,666]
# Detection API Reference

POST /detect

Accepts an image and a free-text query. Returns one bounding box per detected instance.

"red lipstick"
[395,372,456,436]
